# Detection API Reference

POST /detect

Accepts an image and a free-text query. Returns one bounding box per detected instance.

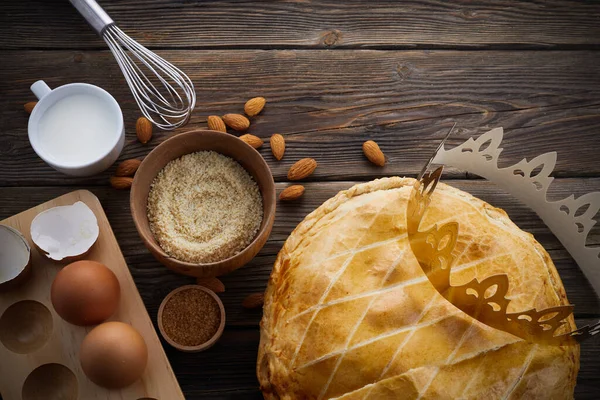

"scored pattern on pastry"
[287,201,526,395]
[288,212,526,398]
[418,323,477,399]
[357,295,439,400]
[287,203,462,360]
[293,251,511,370]
[317,250,408,399]
[286,212,478,325]
[433,127,600,300]
[288,207,477,368]
[408,166,599,345]
[289,198,405,367]
[287,233,410,321]
[500,345,538,400]
[259,178,578,399]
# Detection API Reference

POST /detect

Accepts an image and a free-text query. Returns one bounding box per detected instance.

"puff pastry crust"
[258,177,579,399]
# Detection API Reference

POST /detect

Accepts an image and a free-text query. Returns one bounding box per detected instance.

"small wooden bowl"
[131,130,276,277]
[157,285,226,352]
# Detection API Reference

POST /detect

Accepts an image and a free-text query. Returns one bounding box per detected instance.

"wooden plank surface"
[1,1,600,50]
[2,50,600,185]
[1,0,599,398]
[0,183,598,399]
[0,184,600,399]
[1,181,599,321]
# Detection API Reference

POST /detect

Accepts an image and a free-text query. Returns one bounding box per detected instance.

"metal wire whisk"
[70,0,196,130]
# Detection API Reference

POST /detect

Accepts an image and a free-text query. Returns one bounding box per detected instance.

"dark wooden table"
[1,1,599,398]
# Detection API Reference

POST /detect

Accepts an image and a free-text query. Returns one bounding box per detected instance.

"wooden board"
[2,50,600,185]
[0,182,597,399]
[1,0,599,398]
[2,0,600,50]
[0,190,184,400]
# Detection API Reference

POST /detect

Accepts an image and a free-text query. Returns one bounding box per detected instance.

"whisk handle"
[69,0,114,36]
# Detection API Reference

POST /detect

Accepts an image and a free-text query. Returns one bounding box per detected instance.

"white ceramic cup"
[28,80,125,177]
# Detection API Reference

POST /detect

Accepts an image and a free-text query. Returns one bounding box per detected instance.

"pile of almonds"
[109,159,142,189]
[205,97,319,202]
[279,158,317,201]
[23,98,385,195]
[203,97,387,201]
[109,116,153,189]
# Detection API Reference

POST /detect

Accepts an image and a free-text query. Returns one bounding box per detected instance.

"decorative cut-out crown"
[433,127,600,296]
[407,127,600,345]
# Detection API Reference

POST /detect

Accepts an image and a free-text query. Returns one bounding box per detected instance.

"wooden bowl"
[157,285,226,352]
[131,130,276,277]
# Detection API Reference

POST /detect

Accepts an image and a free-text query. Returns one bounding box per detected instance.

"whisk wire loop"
[103,25,196,130]
[111,27,182,107]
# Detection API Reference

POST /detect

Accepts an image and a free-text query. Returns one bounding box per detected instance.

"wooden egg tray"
[0,190,184,400]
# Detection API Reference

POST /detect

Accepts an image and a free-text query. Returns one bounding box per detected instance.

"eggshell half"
[30,201,99,261]
[0,225,32,291]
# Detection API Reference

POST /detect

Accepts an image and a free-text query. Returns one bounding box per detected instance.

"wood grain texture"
[0,183,597,399]
[165,323,600,399]
[1,0,600,50]
[0,190,184,400]
[2,50,600,185]
[0,180,598,323]
[2,1,600,397]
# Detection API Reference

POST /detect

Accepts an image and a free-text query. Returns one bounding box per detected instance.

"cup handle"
[31,80,52,100]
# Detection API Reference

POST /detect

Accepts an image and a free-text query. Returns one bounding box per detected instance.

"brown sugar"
[162,287,221,346]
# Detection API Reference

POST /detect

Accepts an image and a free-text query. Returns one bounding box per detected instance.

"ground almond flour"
[147,151,263,263]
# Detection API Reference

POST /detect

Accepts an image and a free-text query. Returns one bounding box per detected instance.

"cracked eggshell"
[30,201,99,262]
[0,225,32,291]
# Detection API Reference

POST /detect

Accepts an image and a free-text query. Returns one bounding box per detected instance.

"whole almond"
[362,140,386,167]
[196,277,225,293]
[136,116,153,144]
[242,292,265,309]
[207,115,227,132]
[244,97,266,117]
[288,158,317,181]
[240,134,264,149]
[115,159,142,177]
[110,176,133,190]
[270,134,285,160]
[222,114,250,131]
[24,101,37,114]
[279,185,305,201]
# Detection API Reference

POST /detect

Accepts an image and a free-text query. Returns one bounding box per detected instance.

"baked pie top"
[258,177,579,400]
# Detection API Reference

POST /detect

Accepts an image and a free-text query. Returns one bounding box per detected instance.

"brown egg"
[51,260,120,326]
[80,321,148,388]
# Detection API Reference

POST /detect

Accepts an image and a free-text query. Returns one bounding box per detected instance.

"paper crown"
[433,127,600,296]
[408,128,600,345]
